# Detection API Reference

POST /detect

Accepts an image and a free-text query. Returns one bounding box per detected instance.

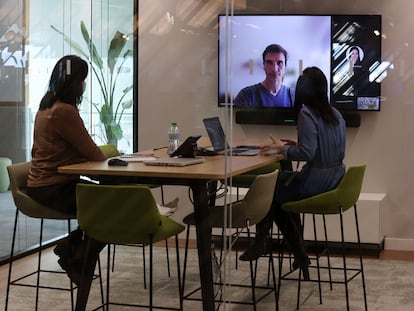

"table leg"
[191,180,214,311]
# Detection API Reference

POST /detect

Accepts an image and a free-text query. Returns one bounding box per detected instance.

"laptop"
[202,117,260,156]
[143,157,205,167]
[143,135,205,167]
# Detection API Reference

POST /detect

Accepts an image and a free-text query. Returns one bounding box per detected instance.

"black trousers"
[255,169,307,261]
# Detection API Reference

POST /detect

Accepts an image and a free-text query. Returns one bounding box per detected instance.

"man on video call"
[234,44,295,108]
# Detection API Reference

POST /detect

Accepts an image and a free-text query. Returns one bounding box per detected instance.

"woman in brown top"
[27,55,107,209]
[27,55,106,308]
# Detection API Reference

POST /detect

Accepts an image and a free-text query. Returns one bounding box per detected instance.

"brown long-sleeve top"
[28,101,107,187]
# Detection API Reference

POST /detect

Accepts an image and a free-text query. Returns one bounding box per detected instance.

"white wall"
[138,0,414,247]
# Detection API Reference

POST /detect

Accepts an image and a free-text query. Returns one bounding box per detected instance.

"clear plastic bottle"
[167,122,180,155]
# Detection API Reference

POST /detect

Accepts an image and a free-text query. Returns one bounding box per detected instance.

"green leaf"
[110,123,123,140]
[50,25,88,59]
[100,104,113,124]
[80,21,103,69]
[51,21,133,146]
[108,31,128,74]
[123,49,133,58]
[122,85,133,94]
[121,99,133,110]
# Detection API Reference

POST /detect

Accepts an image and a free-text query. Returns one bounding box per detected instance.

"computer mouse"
[108,158,129,166]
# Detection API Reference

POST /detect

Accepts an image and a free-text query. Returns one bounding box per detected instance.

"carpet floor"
[1,244,414,310]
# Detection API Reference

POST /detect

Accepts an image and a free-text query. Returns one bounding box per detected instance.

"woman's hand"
[280,138,297,146]
[260,135,285,154]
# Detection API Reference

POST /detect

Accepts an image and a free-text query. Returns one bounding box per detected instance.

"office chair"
[280,163,368,311]
[182,170,280,311]
[5,162,77,311]
[75,183,185,310]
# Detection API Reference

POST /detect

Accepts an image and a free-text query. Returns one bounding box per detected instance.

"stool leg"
[5,209,19,311]
[160,186,172,279]
[165,239,171,277]
[322,215,333,290]
[35,219,45,311]
[354,204,368,311]
[175,235,183,310]
[266,230,279,311]
[142,245,147,289]
[149,240,154,310]
[67,220,75,311]
[312,214,322,305]
[106,245,111,309]
[181,224,191,299]
[246,225,257,311]
[339,211,350,311]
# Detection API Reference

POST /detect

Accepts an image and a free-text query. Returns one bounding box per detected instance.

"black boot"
[54,228,83,259]
[239,215,273,261]
[239,234,270,261]
[54,228,85,285]
[274,209,310,280]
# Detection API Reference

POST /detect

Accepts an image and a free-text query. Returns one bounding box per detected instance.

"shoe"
[164,197,179,208]
[292,257,311,281]
[239,239,270,261]
[157,197,179,216]
[55,234,86,286]
[54,238,70,258]
[54,229,83,258]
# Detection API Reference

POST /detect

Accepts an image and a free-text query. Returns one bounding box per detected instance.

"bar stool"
[75,183,185,310]
[280,163,368,311]
[5,162,78,311]
[98,144,174,287]
[182,170,280,310]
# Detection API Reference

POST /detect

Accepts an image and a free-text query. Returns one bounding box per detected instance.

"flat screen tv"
[218,14,382,114]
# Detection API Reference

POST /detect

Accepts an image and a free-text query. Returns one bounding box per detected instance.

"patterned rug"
[2,244,414,310]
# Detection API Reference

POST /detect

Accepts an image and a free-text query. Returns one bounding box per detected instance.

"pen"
[153,146,168,151]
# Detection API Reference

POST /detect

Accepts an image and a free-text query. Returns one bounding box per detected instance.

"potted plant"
[51,21,133,147]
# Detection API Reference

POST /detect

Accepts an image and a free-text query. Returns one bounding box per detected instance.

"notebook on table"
[143,135,205,167]
[202,117,260,156]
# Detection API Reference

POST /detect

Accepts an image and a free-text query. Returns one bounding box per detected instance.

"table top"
[58,148,280,180]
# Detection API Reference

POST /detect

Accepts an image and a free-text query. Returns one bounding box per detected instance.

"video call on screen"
[218,14,382,111]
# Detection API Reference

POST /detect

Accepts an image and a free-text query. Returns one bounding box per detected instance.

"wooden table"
[59,149,280,311]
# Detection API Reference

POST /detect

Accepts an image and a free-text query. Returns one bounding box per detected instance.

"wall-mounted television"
[218,14,382,123]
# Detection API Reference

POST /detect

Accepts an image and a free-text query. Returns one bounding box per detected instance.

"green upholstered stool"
[280,163,368,311]
[0,157,12,192]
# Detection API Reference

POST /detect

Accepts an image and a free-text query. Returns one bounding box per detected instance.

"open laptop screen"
[202,117,227,152]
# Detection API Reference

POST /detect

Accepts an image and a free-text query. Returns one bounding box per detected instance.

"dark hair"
[349,46,362,62]
[293,66,339,124]
[350,46,359,54]
[262,44,288,66]
[39,55,88,110]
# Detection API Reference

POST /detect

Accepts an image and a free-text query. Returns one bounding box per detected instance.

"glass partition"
[1,0,411,309]
[0,0,135,262]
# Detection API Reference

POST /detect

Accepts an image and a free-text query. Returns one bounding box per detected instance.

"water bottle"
[168,122,180,155]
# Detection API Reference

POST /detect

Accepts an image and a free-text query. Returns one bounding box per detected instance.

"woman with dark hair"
[240,67,346,279]
[28,54,106,215]
[27,55,107,302]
